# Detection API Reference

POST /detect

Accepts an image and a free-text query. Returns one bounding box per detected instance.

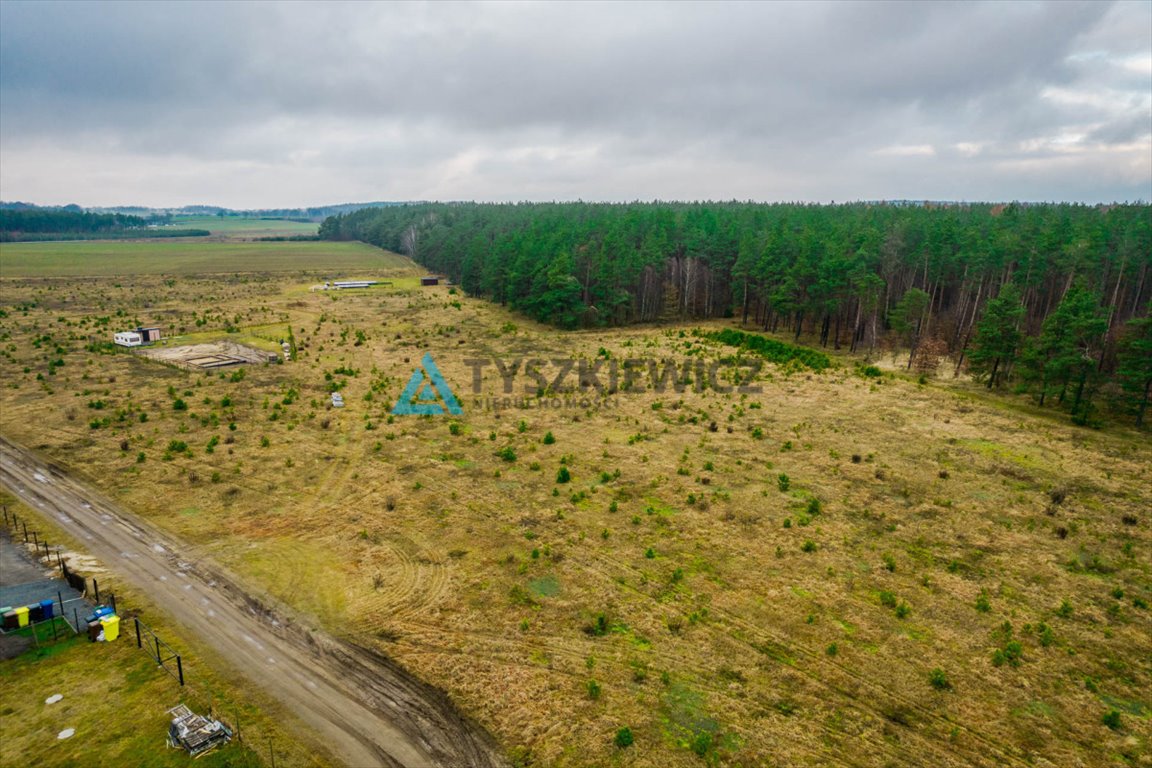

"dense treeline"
[1,209,146,234]
[0,209,208,241]
[321,201,1152,425]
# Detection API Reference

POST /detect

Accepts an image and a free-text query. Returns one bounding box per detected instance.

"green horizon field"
[171,215,320,238]
[0,240,409,278]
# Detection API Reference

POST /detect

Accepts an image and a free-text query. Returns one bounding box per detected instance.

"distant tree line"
[321,201,1151,426]
[0,209,207,241]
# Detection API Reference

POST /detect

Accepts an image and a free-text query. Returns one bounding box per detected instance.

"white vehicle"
[114,331,143,347]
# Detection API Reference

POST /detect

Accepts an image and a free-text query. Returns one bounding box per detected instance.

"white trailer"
[114,331,143,347]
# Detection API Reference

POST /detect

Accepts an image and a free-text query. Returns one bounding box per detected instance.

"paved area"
[0,531,91,628]
[0,530,51,586]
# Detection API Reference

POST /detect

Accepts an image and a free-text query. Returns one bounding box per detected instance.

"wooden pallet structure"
[166,704,233,757]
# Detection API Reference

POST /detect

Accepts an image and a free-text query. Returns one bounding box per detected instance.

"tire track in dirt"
[0,434,506,768]
[358,536,450,627]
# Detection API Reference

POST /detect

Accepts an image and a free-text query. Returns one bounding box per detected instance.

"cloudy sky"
[1,0,1149,208]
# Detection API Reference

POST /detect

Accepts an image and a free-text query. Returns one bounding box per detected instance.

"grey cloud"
[0,0,1148,206]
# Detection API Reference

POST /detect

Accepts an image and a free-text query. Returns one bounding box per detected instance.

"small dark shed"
[420,276,439,286]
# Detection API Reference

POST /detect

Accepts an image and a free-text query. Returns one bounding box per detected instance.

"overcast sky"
[1,0,1149,208]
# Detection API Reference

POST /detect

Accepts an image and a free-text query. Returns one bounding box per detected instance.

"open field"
[0,243,1148,767]
[0,240,412,277]
[170,216,321,239]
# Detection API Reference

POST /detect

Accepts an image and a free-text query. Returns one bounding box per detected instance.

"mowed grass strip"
[0,240,409,277]
[0,634,262,768]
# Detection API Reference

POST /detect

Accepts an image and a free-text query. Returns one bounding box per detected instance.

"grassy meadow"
[0,240,410,278]
[171,215,320,239]
[0,242,1148,767]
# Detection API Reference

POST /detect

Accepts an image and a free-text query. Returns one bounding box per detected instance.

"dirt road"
[0,434,506,768]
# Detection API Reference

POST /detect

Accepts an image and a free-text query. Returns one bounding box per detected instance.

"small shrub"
[556,466,571,483]
[777,473,790,492]
[807,497,822,516]
[895,602,911,619]
[586,679,602,700]
[497,446,517,462]
[1056,599,1073,618]
[825,643,838,657]
[542,431,556,445]
[644,547,656,559]
[929,668,952,691]
[882,554,896,572]
[975,591,991,613]
[586,613,609,636]
[614,726,634,748]
[879,590,897,608]
[991,640,1023,668]
[801,540,817,553]
[1102,709,1122,731]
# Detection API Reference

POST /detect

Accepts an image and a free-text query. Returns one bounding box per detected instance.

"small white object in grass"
[58,728,75,739]
[45,694,63,705]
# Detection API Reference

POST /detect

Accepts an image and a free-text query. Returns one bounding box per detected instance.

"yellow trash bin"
[100,614,120,642]
[14,606,29,628]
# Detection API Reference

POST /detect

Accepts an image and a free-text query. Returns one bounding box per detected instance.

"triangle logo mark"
[391,353,463,416]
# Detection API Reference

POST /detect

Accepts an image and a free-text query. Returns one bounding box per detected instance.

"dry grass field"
[0,247,1148,767]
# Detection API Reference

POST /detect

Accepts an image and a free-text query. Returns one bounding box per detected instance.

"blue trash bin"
[85,606,114,624]
[40,600,55,620]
